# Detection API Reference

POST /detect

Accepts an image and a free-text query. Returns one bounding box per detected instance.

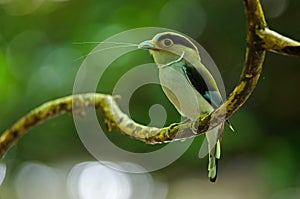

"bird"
[138,32,232,182]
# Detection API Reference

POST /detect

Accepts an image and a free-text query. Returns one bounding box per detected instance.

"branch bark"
[1,0,300,159]
[257,28,300,56]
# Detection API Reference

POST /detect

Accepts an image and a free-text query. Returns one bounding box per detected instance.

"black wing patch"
[184,62,208,96]
[184,63,234,131]
[183,63,223,109]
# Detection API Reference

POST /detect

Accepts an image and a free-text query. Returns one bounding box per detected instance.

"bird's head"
[138,32,200,66]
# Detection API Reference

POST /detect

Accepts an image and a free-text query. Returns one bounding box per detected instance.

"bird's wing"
[183,62,234,131]
[183,62,222,108]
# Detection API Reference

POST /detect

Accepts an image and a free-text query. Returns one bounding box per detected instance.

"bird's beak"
[138,40,156,50]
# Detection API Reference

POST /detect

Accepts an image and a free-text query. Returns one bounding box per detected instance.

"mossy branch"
[1,0,300,159]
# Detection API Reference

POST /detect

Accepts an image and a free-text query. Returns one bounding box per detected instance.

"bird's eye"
[163,39,173,47]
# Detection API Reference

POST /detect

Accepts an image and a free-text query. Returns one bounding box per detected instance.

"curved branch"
[1,0,300,159]
[0,94,83,158]
[189,0,267,135]
[0,93,186,158]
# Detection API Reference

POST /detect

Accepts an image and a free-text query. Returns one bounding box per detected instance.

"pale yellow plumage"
[139,32,224,182]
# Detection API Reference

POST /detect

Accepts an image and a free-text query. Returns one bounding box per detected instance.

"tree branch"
[257,28,300,56]
[189,0,268,135]
[0,93,187,158]
[1,0,300,159]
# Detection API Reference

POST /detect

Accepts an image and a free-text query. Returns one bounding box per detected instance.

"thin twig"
[257,28,300,56]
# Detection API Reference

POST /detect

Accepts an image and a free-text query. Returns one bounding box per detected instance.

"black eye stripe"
[157,34,195,49]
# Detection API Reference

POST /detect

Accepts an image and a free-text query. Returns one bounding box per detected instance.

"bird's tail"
[208,139,221,182]
[199,124,222,182]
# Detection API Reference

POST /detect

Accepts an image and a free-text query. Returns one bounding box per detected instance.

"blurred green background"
[0,0,300,198]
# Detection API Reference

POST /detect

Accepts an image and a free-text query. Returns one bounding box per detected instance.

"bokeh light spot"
[14,162,66,199]
[261,0,289,19]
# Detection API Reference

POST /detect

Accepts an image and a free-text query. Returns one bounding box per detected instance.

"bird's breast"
[158,66,213,120]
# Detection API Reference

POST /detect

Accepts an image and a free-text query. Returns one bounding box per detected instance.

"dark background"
[0,0,300,198]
